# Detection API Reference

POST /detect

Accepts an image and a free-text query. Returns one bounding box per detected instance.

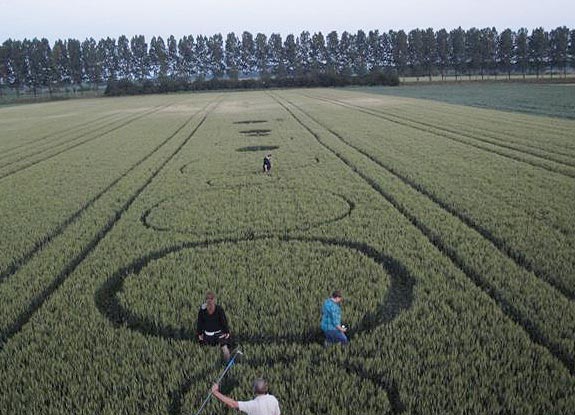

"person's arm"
[335,305,347,332]
[196,309,204,341]
[218,306,230,335]
[330,301,345,332]
[211,384,239,409]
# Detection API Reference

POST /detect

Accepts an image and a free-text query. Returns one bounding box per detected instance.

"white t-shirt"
[238,394,280,415]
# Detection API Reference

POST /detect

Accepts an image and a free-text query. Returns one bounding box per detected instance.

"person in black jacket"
[196,291,233,362]
[263,154,272,174]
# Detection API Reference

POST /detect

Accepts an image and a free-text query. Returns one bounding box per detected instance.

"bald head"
[253,378,269,395]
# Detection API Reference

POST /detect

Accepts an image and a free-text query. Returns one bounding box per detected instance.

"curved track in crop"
[269,92,574,376]
[140,187,355,237]
[0,98,221,348]
[0,101,210,285]
[96,160,415,414]
[96,236,414,414]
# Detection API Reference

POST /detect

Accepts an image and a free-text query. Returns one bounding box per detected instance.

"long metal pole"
[194,349,243,415]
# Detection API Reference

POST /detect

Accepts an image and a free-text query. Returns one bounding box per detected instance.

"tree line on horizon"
[1,26,574,95]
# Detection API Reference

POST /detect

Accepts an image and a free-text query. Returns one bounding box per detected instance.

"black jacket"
[196,305,230,335]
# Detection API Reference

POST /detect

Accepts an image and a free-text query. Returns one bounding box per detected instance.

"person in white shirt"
[211,378,280,415]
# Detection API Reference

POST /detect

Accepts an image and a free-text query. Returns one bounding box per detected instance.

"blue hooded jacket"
[320,298,341,332]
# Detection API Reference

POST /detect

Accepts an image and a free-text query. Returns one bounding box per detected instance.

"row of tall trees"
[1,26,574,94]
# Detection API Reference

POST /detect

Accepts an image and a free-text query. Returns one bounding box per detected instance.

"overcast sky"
[1,0,573,42]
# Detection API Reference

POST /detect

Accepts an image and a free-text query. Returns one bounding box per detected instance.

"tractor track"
[305,93,575,241]
[305,93,575,179]
[290,93,575,300]
[0,111,125,162]
[0,100,211,284]
[270,92,574,376]
[0,103,174,181]
[365,99,575,159]
[0,97,220,348]
[0,110,129,168]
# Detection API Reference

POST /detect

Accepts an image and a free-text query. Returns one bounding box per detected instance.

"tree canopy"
[1,26,573,95]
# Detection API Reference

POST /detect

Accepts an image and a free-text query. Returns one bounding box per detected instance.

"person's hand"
[211,383,219,394]
[219,332,230,339]
[198,334,204,342]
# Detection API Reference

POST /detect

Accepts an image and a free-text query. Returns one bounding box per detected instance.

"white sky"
[0,0,573,42]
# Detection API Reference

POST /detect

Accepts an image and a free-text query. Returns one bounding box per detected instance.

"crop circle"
[142,187,353,238]
[178,347,392,414]
[105,239,392,342]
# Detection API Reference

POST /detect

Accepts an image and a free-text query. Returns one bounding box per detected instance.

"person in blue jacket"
[320,290,348,345]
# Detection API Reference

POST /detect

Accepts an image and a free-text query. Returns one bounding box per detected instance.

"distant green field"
[363,82,575,119]
[0,88,574,414]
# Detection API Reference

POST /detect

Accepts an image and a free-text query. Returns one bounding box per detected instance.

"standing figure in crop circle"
[263,154,272,174]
